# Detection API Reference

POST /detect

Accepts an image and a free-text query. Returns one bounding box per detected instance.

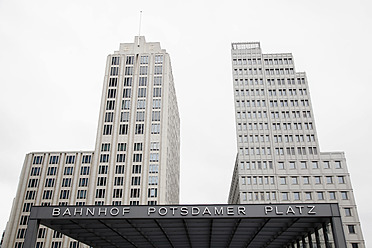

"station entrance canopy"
[24,203,346,248]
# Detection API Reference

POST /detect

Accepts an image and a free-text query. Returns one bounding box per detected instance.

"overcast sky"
[0,0,371,244]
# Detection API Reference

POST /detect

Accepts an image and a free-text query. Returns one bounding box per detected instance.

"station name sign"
[45,204,324,219]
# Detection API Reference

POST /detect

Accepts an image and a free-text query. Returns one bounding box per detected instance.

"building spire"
[138,11,143,37]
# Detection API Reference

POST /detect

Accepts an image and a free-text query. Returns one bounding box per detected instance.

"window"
[103,125,112,135]
[341,191,348,200]
[135,124,144,134]
[124,77,132,86]
[107,89,117,98]
[109,78,117,87]
[28,179,38,188]
[149,176,158,185]
[278,162,284,169]
[153,99,161,109]
[115,165,125,174]
[122,100,131,110]
[49,156,59,164]
[154,76,162,86]
[123,88,131,98]
[117,143,126,151]
[130,189,140,198]
[289,162,296,169]
[154,65,162,74]
[312,161,318,169]
[335,161,342,168]
[292,177,298,184]
[133,154,142,162]
[76,190,87,199]
[293,192,300,200]
[126,56,134,65]
[152,111,161,121]
[300,161,307,169]
[79,178,88,187]
[137,99,146,109]
[139,66,148,75]
[317,192,324,200]
[134,143,143,151]
[338,176,345,184]
[151,124,160,134]
[329,191,336,200]
[314,176,321,184]
[305,192,312,200]
[42,190,53,200]
[138,88,146,98]
[148,188,158,197]
[106,100,115,110]
[100,154,109,163]
[149,164,159,173]
[153,88,162,97]
[131,177,141,185]
[98,165,108,174]
[132,165,142,173]
[124,67,133,75]
[119,124,128,135]
[80,166,90,175]
[345,208,352,216]
[280,177,286,185]
[61,178,71,187]
[150,153,159,162]
[96,189,105,198]
[113,189,123,198]
[282,192,288,200]
[323,161,330,169]
[114,176,124,186]
[64,167,73,175]
[82,155,91,164]
[47,166,57,175]
[140,56,148,64]
[155,55,163,64]
[151,142,160,150]
[59,190,70,199]
[33,156,43,164]
[348,225,356,234]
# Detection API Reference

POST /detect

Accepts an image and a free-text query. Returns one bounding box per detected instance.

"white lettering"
[110,207,119,216]
[295,206,304,214]
[159,207,168,216]
[86,208,95,216]
[286,206,295,215]
[192,207,200,216]
[148,207,156,216]
[275,206,283,215]
[74,208,83,216]
[214,207,223,215]
[227,207,234,215]
[62,208,71,216]
[308,206,316,214]
[52,208,60,217]
[180,207,188,216]
[238,206,246,215]
[123,207,130,215]
[98,208,107,216]
[170,207,178,216]
[264,206,273,215]
[202,207,211,216]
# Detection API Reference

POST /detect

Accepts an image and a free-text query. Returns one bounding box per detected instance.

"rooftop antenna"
[137,11,142,46]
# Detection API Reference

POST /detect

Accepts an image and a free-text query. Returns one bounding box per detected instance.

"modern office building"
[2,36,180,248]
[228,42,365,247]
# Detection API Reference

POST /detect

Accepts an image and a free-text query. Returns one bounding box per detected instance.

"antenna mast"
[138,11,142,36]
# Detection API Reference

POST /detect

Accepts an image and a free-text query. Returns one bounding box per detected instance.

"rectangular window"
[49,156,59,164]
[33,156,43,164]
[151,124,160,134]
[135,124,144,134]
[119,124,128,135]
[80,166,90,175]
[154,76,162,86]
[131,176,141,185]
[153,88,161,97]
[118,142,127,151]
[140,56,148,64]
[82,155,91,164]
[154,65,162,74]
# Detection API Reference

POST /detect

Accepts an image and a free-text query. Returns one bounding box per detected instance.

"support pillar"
[23,219,39,248]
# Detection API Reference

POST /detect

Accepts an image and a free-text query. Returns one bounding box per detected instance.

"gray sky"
[0,0,371,245]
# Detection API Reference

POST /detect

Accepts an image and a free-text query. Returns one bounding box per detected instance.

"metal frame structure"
[24,203,346,248]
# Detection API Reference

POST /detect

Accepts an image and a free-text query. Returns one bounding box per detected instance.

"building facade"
[228,42,365,248]
[2,36,180,248]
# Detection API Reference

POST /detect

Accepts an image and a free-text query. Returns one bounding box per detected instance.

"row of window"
[111,55,163,66]
[32,155,91,165]
[232,57,262,65]
[241,190,350,202]
[103,123,160,135]
[234,77,305,87]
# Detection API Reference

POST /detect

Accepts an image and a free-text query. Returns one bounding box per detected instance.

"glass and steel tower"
[2,36,180,248]
[228,42,365,247]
